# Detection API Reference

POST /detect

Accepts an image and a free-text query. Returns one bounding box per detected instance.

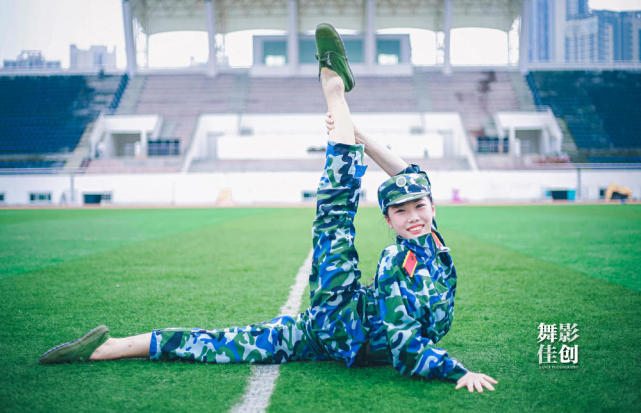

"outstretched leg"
[147,316,319,363]
[90,333,151,360]
[38,325,148,364]
[42,315,321,364]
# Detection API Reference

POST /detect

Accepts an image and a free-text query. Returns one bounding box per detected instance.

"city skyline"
[1,0,640,70]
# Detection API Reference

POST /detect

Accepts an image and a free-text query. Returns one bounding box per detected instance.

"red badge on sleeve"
[402,250,418,278]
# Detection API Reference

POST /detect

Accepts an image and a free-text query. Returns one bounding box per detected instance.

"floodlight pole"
[69,173,75,205]
[122,0,137,78]
[509,126,517,156]
[287,0,299,73]
[443,0,452,75]
[519,0,530,74]
[364,0,376,68]
[206,0,218,77]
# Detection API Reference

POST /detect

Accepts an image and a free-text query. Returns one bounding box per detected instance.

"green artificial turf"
[1,205,640,412]
[271,204,641,413]
[0,208,264,280]
[0,208,314,412]
[437,204,641,291]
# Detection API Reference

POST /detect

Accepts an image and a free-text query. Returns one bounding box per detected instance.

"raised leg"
[321,67,355,145]
[305,67,369,363]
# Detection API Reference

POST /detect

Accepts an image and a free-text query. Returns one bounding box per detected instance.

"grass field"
[1,205,640,412]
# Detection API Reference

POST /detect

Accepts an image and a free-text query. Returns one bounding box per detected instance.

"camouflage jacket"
[365,227,468,381]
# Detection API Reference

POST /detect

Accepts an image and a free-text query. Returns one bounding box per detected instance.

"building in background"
[566,9,641,62]
[529,0,641,63]
[69,45,117,71]
[566,0,591,19]
[529,0,567,63]
[252,34,411,67]
[2,50,61,70]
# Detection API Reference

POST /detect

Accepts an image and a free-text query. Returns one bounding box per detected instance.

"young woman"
[40,23,497,393]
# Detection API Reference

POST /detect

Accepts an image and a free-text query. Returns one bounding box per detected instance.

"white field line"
[230,249,313,413]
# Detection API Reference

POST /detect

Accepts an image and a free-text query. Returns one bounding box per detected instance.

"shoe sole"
[39,325,109,364]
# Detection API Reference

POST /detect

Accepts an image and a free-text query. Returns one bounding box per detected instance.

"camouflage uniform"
[149,142,366,365]
[149,143,467,381]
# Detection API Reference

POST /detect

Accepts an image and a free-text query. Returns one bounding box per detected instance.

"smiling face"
[384,196,435,239]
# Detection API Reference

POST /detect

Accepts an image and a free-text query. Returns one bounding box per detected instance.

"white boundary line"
[230,249,313,413]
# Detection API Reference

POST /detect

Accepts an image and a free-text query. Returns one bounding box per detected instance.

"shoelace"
[315,51,343,80]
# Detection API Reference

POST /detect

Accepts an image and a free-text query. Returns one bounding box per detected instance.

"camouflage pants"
[150,142,368,365]
[148,315,321,363]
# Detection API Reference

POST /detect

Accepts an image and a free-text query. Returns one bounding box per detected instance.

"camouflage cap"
[377,165,431,213]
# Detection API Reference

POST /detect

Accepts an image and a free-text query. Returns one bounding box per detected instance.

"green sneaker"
[39,325,110,364]
[315,23,355,92]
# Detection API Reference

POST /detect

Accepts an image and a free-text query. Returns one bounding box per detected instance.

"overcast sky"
[0,0,640,69]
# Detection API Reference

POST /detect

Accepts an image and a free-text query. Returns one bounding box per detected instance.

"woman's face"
[385,197,434,239]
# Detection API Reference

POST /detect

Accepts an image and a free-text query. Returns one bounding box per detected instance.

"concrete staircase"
[420,70,521,135]
[557,117,578,153]
[508,71,537,110]
[85,156,183,173]
[116,75,147,114]
[412,70,432,112]
[63,120,95,171]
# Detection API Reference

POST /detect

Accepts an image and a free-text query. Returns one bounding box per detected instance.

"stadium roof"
[130,0,522,35]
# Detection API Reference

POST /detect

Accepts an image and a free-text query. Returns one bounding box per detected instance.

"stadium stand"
[527,71,641,161]
[108,74,128,113]
[416,70,526,134]
[103,70,541,172]
[12,69,636,174]
[1,69,578,174]
[0,74,124,168]
[122,73,418,116]
[0,160,65,169]
[244,75,419,114]
[245,76,323,113]
[245,71,524,119]
[122,73,246,118]
[117,70,527,123]
[81,73,249,172]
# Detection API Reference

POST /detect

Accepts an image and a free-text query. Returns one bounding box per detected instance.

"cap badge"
[395,176,407,187]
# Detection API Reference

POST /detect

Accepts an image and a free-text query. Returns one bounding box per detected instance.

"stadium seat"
[0,75,124,158]
[526,71,641,152]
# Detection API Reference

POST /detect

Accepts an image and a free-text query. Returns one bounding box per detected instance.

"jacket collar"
[397,229,451,262]
[397,233,434,261]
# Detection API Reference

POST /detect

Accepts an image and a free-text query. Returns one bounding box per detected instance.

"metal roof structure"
[129,0,521,34]
[121,0,528,76]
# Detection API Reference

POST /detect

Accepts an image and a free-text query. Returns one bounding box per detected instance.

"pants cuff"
[149,329,161,360]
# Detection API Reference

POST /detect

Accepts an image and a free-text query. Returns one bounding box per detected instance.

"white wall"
[2,169,640,206]
[214,133,444,160]
[494,110,563,154]
[217,135,327,159]
[91,115,161,159]
[186,113,460,166]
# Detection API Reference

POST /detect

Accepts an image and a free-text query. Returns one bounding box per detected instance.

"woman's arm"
[326,113,408,177]
[374,254,467,381]
[374,249,498,392]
